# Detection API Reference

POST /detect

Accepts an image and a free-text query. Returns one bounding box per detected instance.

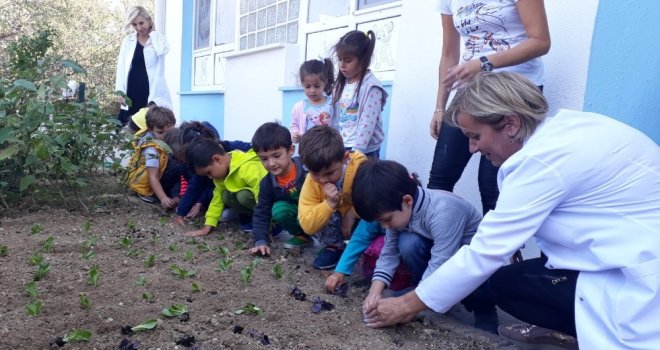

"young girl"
[289,58,335,144]
[333,30,388,159]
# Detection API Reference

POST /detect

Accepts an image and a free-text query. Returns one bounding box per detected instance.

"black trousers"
[488,257,579,337]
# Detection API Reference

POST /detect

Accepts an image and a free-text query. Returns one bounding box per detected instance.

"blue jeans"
[398,231,433,285]
[428,122,499,214]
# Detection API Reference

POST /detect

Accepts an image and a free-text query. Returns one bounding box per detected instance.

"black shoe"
[474,309,499,334]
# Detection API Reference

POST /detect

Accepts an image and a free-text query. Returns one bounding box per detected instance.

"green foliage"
[216,258,233,272]
[82,220,92,233]
[63,329,92,342]
[127,248,142,258]
[170,264,196,279]
[234,303,262,315]
[126,219,136,231]
[168,243,179,252]
[273,262,284,279]
[191,282,202,293]
[119,236,132,249]
[131,319,157,332]
[25,281,38,298]
[79,293,91,309]
[26,299,43,316]
[182,250,194,262]
[80,250,95,260]
[141,292,155,303]
[161,304,188,317]
[143,254,156,267]
[28,252,44,266]
[197,242,211,253]
[42,236,54,252]
[81,235,97,250]
[135,277,148,287]
[158,216,168,226]
[0,245,7,257]
[186,237,198,245]
[87,265,99,287]
[216,246,230,258]
[240,267,252,285]
[30,223,43,235]
[33,261,50,281]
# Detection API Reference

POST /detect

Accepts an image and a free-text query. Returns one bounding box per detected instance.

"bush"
[0,29,129,210]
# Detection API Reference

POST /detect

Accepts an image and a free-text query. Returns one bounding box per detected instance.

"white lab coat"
[115,31,171,104]
[416,109,660,349]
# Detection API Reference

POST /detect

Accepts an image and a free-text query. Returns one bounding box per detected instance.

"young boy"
[183,138,267,237]
[297,126,366,270]
[126,105,182,208]
[354,160,498,333]
[249,122,308,256]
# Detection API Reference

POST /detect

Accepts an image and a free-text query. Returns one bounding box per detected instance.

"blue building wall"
[584,0,660,143]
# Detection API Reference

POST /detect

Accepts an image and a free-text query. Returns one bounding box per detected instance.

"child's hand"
[325,272,345,293]
[291,132,301,143]
[160,196,178,209]
[362,290,382,320]
[249,245,271,256]
[323,183,340,208]
[186,203,203,218]
[185,225,212,237]
[173,216,186,227]
[341,210,358,240]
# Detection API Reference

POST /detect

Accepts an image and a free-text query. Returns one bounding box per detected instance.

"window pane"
[288,0,299,20]
[266,5,276,27]
[248,12,257,31]
[357,0,396,10]
[194,0,211,50]
[240,15,248,35]
[266,28,276,44]
[277,3,287,23]
[287,22,298,44]
[307,0,348,23]
[215,0,236,45]
[240,0,248,14]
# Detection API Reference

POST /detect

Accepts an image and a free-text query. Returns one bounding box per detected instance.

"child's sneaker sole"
[283,236,313,249]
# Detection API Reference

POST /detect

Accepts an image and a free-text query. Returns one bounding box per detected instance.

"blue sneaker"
[241,222,253,233]
[312,246,343,270]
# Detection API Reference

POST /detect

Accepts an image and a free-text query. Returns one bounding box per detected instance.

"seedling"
[216,258,233,272]
[158,215,169,226]
[42,236,54,253]
[161,304,188,317]
[191,282,202,293]
[251,257,262,269]
[0,245,8,257]
[56,329,92,344]
[26,299,43,316]
[143,254,156,267]
[28,252,44,266]
[240,266,252,284]
[273,262,284,279]
[126,219,136,231]
[234,241,246,250]
[216,246,230,258]
[80,250,95,260]
[170,264,196,279]
[197,242,211,253]
[141,292,155,303]
[234,303,262,315]
[135,277,148,286]
[168,243,179,252]
[82,220,92,233]
[149,233,158,245]
[24,281,38,298]
[33,261,51,281]
[127,248,142,258]
[183,250,194,262]
[81,236,97,251]
[131,319,157,332]
[186,237,198,245]
[31,223,43,235]
[79,293,92,308]
[87,265,99,287]
[119,236,132,249]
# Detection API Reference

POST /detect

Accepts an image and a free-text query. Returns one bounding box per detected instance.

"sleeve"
[223,140,252,152]
[438,0,453,15]
[199,184,214,206]
[142,147,160,168]
[149,31,170,56]
[204,178,227,227]
[415,156,567,312]
[335,220,382,275]
[241,162,267,199]
[176,174,207,216]
[115,36,128,93]
[289,101,305,134]
[352,88,383,153]
[297,174,335,234]
[420,199,480,282]
[371,228,401,287]
[252,176,275,247]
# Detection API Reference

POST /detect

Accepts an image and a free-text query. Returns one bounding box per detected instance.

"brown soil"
[0,198,514,350]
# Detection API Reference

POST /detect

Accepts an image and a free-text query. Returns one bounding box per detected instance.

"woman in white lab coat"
[363,72,660,349]
[115,5,171,126]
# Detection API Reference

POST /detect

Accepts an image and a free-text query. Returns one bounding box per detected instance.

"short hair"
[299,126,345,173]
[163,127,182,160]
[185,138,225,172]
[352,160,420,222]
[145,105,176,130]
[299,58,335,96]
[123,5,153,33]
[251,122,292,153]
[444,72,548,142]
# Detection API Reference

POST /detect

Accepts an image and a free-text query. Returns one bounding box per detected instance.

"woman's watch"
[479,56,493,72]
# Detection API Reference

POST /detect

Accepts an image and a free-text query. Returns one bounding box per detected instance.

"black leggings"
[488,257,578,337]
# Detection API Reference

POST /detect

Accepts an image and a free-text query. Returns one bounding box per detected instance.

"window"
[215,0,236,45]
[357,0,397,10]
[307,0,349,23]
[194,0,211,50]
[238,0,300,50]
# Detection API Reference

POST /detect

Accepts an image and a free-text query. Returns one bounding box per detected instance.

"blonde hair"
[444,72,548,142]
[123,5,153,33]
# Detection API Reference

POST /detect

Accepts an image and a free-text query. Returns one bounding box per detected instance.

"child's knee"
[236,190,256,209]
[271,201,298,222]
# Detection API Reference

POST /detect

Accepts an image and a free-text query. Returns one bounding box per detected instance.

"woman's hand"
[430,110,444,140]
[364,292,425,328]
[442,60,481,92]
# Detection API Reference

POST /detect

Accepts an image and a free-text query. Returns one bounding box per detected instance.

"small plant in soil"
[33,261,50,281]
[127,248,142,258]
[28,252,44,266]
[234,303,262,315]
[168,243,179,252]
[0,244,8,256]
[158,215,168,226]
[161,304,189,321]
[191,282,202,293]
[81,235,97,250]
[79,293,92,308]
[234,241,246,250]
[24,281,38,298]
[143,254,156,267]
[130,319,158,332]
[240,266,252,284]
[273,262,284,279]
[216,246,230,258]
[42,236,54,253]
[186,237,197,245]
[183,250,194,262]
[87,265,99,287]
[126,219,136,231]
[82,220,92,233]
[216,258,233,272]
[142,292,156,303]
[119,236,132,249]
[50,329,92,347]
[80,250,96,260]
[30,223,42,235]
[26,299,43,316]
[135,276,148,286]
[197,242,211,253]
[170,264,196,279]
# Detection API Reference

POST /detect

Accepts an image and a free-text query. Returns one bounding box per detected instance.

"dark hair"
[163,127,183,160]
[164,121,218,162]
[299,58,335,96]
[185,137,226,172]
[352,160,420,221]
[299,126,345,173]
[146,105,176,130]
[332,30,376,105]
[251,122,292,153]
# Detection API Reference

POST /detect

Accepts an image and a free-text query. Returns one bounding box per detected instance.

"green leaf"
[19,175,36,192]
[63,329,92,342]
[24,281,38,298]
[191,282,202,293]
[61,60,87,74]
[131,319,157,332]
[161,304,188,317]
[0,128,16,145]
[14,79,37,91]
[0,145,19,161]
[26,300,43,316]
